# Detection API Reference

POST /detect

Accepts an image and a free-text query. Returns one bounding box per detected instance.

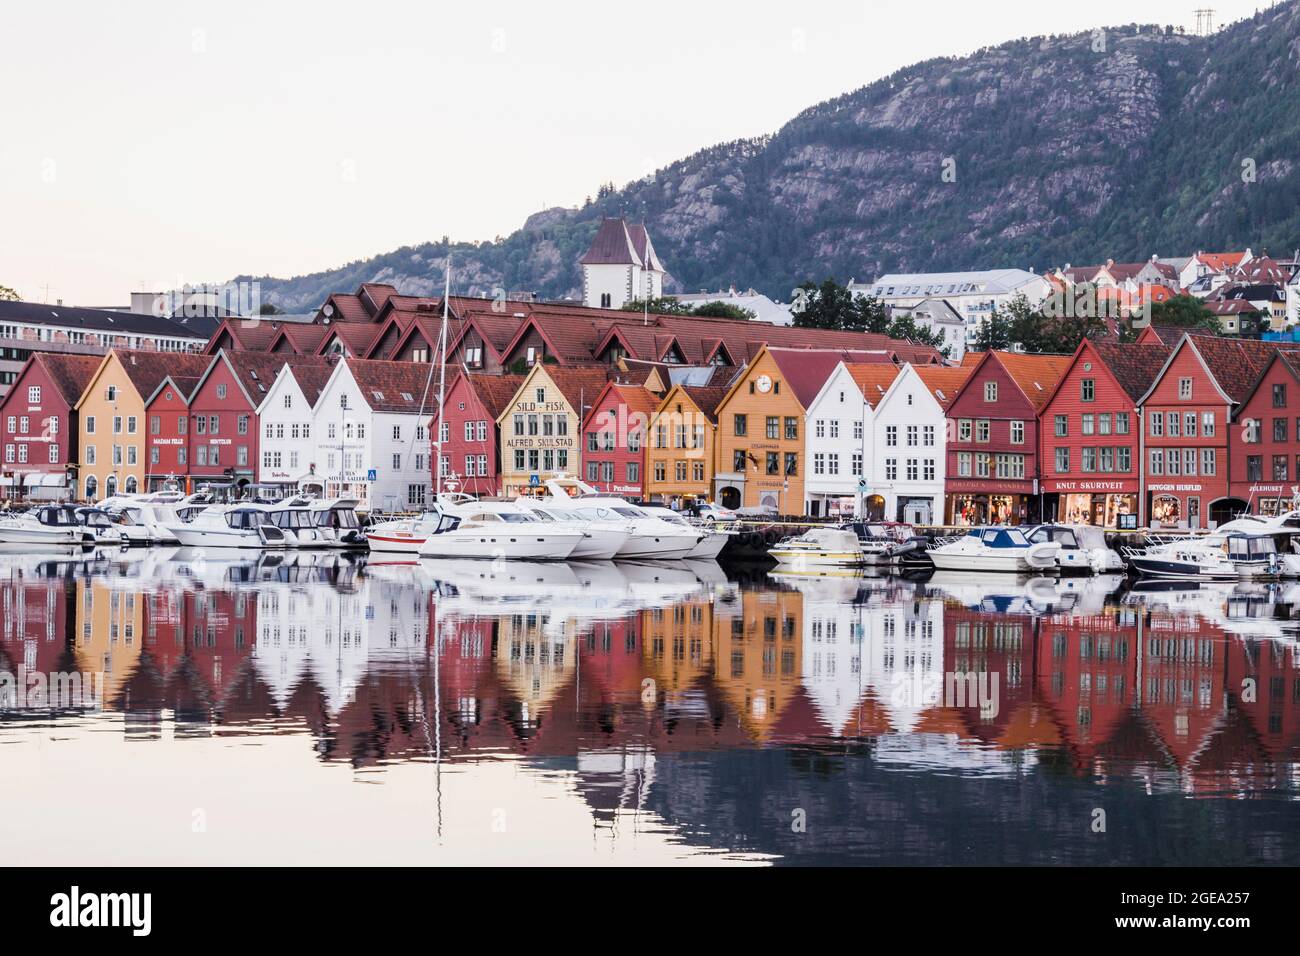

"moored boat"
[767,528,864,568]
[927,526,1060,573]
[0,505,96,548]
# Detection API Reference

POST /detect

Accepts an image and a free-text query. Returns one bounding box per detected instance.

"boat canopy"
[972,527,1031,548]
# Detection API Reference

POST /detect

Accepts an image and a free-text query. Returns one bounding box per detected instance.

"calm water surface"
[1,547,1298,866]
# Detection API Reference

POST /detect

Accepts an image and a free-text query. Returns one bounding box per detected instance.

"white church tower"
[581,218,666,309]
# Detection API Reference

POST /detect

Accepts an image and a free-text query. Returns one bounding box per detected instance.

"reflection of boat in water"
[925,570,1079,616]
[1125,579,1291,639]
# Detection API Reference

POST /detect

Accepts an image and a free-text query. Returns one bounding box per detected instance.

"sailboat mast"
[434,258,451,497]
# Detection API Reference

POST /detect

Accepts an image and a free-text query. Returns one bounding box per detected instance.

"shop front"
[944,479,1037,526]
[1041,479,1138,528]
[1227,483,1296,517]
[1146,482,1214,530]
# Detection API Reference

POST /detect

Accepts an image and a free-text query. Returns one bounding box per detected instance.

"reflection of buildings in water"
[73,579,144,705]
[496,610,576,729]
[640,598,711,696]
[572,746,656,826]
[711,589,804,740]
[862,595,945,734]
[0,575,72,680]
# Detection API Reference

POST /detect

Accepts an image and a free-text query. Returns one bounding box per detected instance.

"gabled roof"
[27,353,103,407]
[843,363,902,409]
[269,323,331,354]
[1087,340,1172,402]
[583,381,660,430]
[911,364,975,410]
[108,349,214,405]
[459,372,526,422]
[626,223,664,272]
[318,322,383,357]
[1197,251,1248,273]
[956,350,1072,413]
[342,359,444,414]
[147,374,202,406]
[1138,335,1283,407]
[766,347,903,409]
[539,365,611,415]
[679,385,728,423]
[1228,349,1300,417]
[204,317,279,354]
[284,362,336,407]
[1233,255,1289,284]
[189,350,327,409]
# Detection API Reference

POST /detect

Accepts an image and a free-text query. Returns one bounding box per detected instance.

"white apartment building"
[802,362,899,518]
[850,268,1050,337]
[310,359,436,512]
[866,364,967,525]
[256,363,332,492]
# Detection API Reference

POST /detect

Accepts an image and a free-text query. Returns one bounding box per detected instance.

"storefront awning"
[23,472,66,488]
[0,475,15,488]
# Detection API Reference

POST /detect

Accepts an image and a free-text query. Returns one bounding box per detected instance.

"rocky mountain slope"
[240,2,1300,313]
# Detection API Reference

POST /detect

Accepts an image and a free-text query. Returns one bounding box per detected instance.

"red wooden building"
[580,381,658,499]
[944,350,1071,525]
[1037,339,1169,526]
[144,372,204,492]
[435,371,523,496]
[0,353,101,500]
[1137,335,1278,528]
[1228,349,1300,516]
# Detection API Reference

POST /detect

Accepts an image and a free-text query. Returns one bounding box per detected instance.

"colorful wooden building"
[1037,339,1170,526]
[580,381,659,499]
[643,383,728,508]
[495,365,610,497]
[435,370,523,497]
[0,353,100,500]
[944,350,1071,525]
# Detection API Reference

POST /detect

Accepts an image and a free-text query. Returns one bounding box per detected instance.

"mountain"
[240,3,1300,313]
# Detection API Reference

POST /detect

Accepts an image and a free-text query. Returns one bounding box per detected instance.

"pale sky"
[0,0,1271,305]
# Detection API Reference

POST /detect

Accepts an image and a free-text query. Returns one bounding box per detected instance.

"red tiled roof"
[344,359,444,414]
[284,361,337,407]
[1187,336,1289,404]
[205,317,279,353]
[608,382,659,420]
[768,347,903,409]
[32,353,103,407]
[211,350,328,407]
[912,365,975,410]
[1090,341,1172,403]
[539,366,611,414]
[985,351,1073,412]
[464,373,526,421]
[843,363,902,409]
[321,323,383,357]
[679,385,728,422]
[110,350,214,402]
[273,324,331,353]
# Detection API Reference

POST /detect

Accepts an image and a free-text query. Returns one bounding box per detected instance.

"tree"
[257,302,282,315]
[0,285,19,302]
[689,300,757,321]
[1144,295,1221,333]
[620,296,755,320]
[974,293,1106,354]
[791,279,889,332]
[975,307,1014,352]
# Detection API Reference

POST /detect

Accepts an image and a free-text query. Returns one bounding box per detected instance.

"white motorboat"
[0,505,96,547]
[927,526,1061,573]
[305,498,367,549]
[98,498,182,544]
[838,521,928,565]
[1025,523,1124,574]
[767,527,864,568]
[530,476,704,560]
[416,506,583,561]
[364,512,443,554]
[73,507,127,547]
[513,499,629,560]
[632,506,731,560]
[165,504,290,549]
[1123,531,1282,580]
[266,496,335,548]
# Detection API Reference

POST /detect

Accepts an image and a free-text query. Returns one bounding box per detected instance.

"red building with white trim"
[944,350,1071,525]
[144,372,203,492]
[1037,339,1169,526]
[1228,349,1300,516]
[434,371,523,496]
[1137,334,1278,528]
[0,353,101,500]
[580,381,658,499]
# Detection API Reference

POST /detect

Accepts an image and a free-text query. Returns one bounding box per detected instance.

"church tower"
[580,218,666,309]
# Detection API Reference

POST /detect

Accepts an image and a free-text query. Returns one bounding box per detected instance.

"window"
[1118,447,1131,472]
[1202,448,1216,475]
[733,450,747,472]
[1275,383,1288,408]
[733,414,747,437]
[408,484,426,507]
[1081,447,1096,472]
[853,420,863,440]
[86,416,95,435]
[1276,417,1289,443]
[766,452,779,475]
[1167,412,1179,437]
[784,452,797,476]
[815,419,825,438]
[1116,412,1129,434]
[85,445,95,465]
[886,426,897,447]
[852,453,862,476]
[393,425,402,441]
[830,420,839,439]
[958,419,972,441]
[216,383,227,400]
[957,452,971,477]
[923,425,935,446]
[150,416,160,435]
[1082,414,1094,436]
[1183,448,1195,475]
[1244,419,1260,443]
[1010,421,1024,444]
[1184,412,1196,437]
[1150,413,1163,437]
[984,382,997,402]
[1179,377,1192,400]
[1166,448,1180,475]
[393,454,402,470]
[1247,456,1263,482]
[766,416,779,440]
[1055,447,1070,472]
[785,417,798,440]
[886,459,897,480]
[1080,379,1094,402]
[208,415,217,435]
[1275,455,1289,481]
[284,394,292,409]
[113,415,122,434]
[1150,448,1167,475]
[1201,411,1215,437]
[1099,447,1114,472]
[813,453,825,475]
[654,460,666,482]
[1054,415,1067,437]
[27,386,40,404]
[975,420,990,443]
[48,444,58,464]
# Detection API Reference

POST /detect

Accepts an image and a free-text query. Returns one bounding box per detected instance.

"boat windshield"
[496,512,538,523]
[612,507,643,519]
[226,510,273,530]
[40,508,75,526]
[1030,526,1078,548]
[981,528,1030,547]
[315,508,360,529]
[273,510,314,529]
